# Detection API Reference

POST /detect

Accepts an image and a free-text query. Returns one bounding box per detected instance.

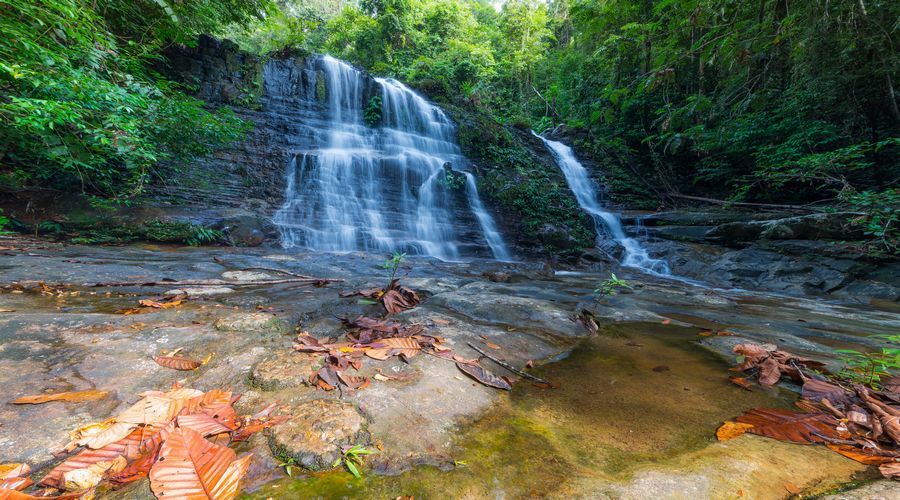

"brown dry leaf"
[729,376,753,391]
[0,476,33,493]
[879,461,900,480]
[153,355,202,371]
[0,464,30,480]
[456,363,511,390]
[432,318,450,325]
[802,378,852,405]
[716,421,754,441]
[783,482,801,495]
[661,319,671,325]
[484,342,502,350]
[62,455,126,492]
[139,299,183,309]
[77,422,136,451]
[41,425,160,488]
[366,337,421,360]
[116,387,203,426]
[149,426,251,500]
[13,390,108,405]
[735,408,840,444]
[697,330,714,337]
[825,444,896,465]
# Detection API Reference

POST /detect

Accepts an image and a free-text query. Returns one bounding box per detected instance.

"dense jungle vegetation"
[1,0,898,247]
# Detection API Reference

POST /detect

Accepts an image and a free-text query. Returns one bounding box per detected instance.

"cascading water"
[533,131,670,275]
[273,55,510,261]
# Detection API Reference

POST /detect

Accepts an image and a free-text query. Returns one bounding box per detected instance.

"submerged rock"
[268,399,370,471]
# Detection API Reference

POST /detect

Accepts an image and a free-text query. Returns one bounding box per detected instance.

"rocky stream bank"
[0,238,897,498]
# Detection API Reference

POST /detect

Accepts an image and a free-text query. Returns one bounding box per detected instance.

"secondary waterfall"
[533,132,670,275]
[273,55,510,261]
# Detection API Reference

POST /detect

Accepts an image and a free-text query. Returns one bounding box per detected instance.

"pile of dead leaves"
[719,342,900,480]
[341,279,421,314]
[730,342,826,386]
[0,385,288,499]
[293,316,513,392]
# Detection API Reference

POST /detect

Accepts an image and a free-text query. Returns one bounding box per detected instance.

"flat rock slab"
[164,286,235,296]
[268,399,370,471]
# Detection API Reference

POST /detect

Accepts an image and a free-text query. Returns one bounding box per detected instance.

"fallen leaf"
[716,421,754,441]
[525,360,535,369]
[735,408,840,444]
[879,461,900,480]
[456,363,511,390]
[0,464,30,480]
[484,342,502,350]
[153,355,202,371]
[783,482,800,495]
[13,390,108,405]
[729,376,753,391]
[63,455,126,491]
[149,427,251,500]
[825,444,896,465]
[661,319,671,325]
[698,330,713,337]
[432,318,450,325]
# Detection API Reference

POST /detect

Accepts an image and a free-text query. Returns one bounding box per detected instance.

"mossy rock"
[268,399,370,471]
[248,351,321,391]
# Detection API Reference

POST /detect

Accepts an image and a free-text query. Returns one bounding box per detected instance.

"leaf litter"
[719,341,900,480]
[3,384,288,499]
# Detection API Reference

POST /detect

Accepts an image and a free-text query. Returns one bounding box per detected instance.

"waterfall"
[533,131,670,275]
[272,55,510,260]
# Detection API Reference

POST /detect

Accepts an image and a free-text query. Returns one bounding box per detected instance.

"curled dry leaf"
[149,426,251,500]
[716,421,755,441]
[456,363,511,391]
[878,461,900,480]
[13,390,109,405]
[153,355,202,371]
[63,455,126,492]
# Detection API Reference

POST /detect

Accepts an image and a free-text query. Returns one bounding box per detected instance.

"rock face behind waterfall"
[155,36,507,258]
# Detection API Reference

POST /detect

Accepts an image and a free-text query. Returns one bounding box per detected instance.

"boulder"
[706,213,865,244]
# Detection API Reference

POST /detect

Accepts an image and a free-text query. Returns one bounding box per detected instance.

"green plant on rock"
[381,251,407,284]
[835,347,900,388]
[332,444,373,479]
[364,95,383,128]
[276,455,301,477]
[593,274,632,296]
[186,226,224,246]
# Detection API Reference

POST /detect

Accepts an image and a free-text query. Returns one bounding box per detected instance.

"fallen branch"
[238,266,316,279]
[665,193,842,213]
[11,277,344,288]
[467,342,552,385]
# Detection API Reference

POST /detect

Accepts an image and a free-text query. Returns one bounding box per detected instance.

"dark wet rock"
[249,351,320,391]
[626,211,767,227]
[705,212,865,243]
[482,270,510,283]
[536,222,583,251]
[214,214,276,247]
[267,399,370,471]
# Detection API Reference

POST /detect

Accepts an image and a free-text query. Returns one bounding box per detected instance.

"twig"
[466,342,552,385]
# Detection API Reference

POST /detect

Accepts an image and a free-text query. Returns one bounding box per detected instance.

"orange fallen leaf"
[783,482,800,495]
[728,376,753,391]
[153,355,202,371]
[13,390,108,405]
[825,444,896,465]
[715,421,754,441]
[484,342,502,350]
[698,330,714,337]
[139,299,183,309]
[661,319,671,325]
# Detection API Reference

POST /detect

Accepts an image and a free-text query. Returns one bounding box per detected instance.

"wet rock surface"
[0,241,896,498]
